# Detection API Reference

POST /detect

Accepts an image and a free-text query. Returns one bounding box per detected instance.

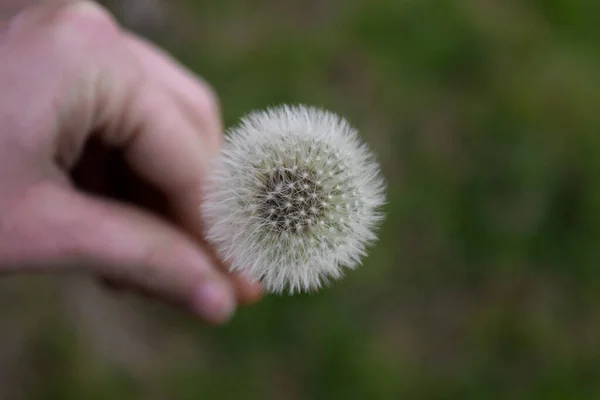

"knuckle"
[49,1,120,42]
[56,1,115,25]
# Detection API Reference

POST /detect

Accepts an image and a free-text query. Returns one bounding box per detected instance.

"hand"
[0,1,262,324]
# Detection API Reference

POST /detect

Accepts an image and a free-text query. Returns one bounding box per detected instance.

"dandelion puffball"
[200,105,385,294]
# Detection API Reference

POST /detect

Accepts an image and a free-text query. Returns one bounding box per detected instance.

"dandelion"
[200,105,386,294]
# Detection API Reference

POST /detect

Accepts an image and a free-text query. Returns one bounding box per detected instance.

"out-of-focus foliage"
[3,0,600,398]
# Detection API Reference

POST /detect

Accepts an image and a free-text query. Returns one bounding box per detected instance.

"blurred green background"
[2,0,600,398]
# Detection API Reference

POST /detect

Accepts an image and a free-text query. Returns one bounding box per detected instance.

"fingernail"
[193,281,236,323]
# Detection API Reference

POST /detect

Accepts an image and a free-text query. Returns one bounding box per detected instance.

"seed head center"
[258,166,325,233]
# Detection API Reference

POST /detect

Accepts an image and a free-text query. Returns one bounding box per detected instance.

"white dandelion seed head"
[200,104,386,294]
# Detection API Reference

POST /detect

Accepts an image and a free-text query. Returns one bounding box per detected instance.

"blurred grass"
[9,0,600,398]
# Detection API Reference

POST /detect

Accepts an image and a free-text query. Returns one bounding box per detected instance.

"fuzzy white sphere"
[200,105,386,294]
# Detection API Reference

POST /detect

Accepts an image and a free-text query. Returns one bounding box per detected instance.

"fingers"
[2,182,237,324]
[121,34,264,301]
[1,1,263,306]
[118,80,264,303]
[99,272,262,306]
[121,34,220,235]
[124,33,223,154]
[12,1,216,243]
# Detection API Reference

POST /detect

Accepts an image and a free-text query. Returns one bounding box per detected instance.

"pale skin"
[0,1,263,324]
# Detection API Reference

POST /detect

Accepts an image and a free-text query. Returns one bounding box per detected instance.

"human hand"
[0,1,262,324]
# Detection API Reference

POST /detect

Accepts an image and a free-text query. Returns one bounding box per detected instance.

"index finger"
[117,35,263,303]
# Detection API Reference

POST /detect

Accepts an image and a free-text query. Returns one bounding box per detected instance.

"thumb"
[1,182,236,324]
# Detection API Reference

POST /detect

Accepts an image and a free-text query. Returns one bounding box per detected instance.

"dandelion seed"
[200,105,386,294]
